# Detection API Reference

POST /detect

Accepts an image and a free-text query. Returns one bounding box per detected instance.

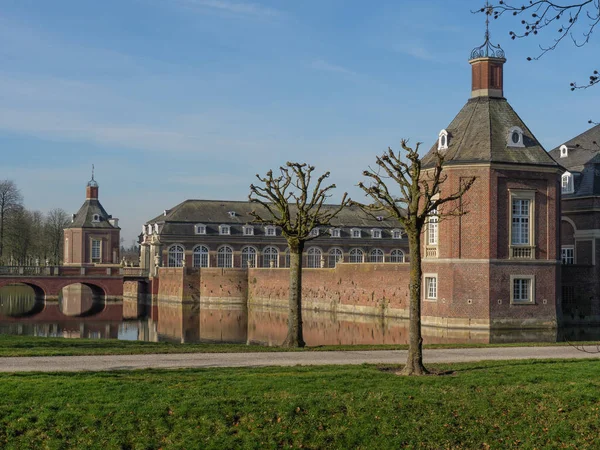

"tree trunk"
[283,240,305,348]
[399,230,429,375]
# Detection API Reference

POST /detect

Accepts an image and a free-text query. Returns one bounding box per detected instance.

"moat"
[0,284,598,345]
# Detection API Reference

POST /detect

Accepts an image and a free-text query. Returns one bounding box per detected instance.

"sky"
[1,0,599,244]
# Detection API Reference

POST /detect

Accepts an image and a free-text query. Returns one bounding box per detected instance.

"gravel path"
[1,346,599,372]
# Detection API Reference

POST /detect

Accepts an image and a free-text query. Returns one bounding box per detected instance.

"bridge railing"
[0,266,58,276]
[120,267,149,278]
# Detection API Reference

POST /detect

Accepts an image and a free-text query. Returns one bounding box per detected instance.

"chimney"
[109,218,119,228]
[86,184,98,200]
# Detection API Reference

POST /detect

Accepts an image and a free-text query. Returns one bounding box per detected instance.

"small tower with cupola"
[419,11,562,330]
[63,170,121,266]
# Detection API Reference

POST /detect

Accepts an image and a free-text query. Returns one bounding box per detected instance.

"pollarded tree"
[249,162,349,348]
[356,140,475,375]
[484,1,599,89]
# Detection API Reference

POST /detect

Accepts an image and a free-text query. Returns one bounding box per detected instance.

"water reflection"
[0,286,599,345]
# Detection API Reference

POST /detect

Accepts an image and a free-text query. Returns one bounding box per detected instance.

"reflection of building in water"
[60,284,95,316]
[0,322,119,339]
[157,300,200,343]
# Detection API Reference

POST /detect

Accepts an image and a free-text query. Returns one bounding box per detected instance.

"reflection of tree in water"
[0,284,43,317]
[59,283,104,317]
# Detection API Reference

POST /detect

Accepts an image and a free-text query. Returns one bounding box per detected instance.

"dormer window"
[371,229,382,239]
[560,145,568,158]
[195,224,206,235]
[330,228,341,238]
[219,225,230,235]
[309,228,319,237]
[351,228,361,238]
[438,129,449,151]
[243,225,254,236]
[92,214,100,223]
[392,229,402,239]
[265,225,276,236]
[507,126,525,148]
[228,211,236,218]
[561,172,574,194]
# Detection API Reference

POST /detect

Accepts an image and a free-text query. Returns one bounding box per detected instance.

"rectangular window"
[195,225,206,235]
[243,226,254,236]
[427,211,438,246]
[351,229,361,238]
[511,199,530,245]
[265,226,276,236]
[561,173,573,194]
[510,275,535,304]
[309,228,319,237]
[425,275,437,300]
[561,246,574,265]
[371,229,382,239]
[330,228,340,238]
[219,225,230,235]
[91,239,101,263]
[393,230,402,239]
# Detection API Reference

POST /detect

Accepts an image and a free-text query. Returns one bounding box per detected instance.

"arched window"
[561,172,574,194]
[263,246,279,268]
[193,245,209,268]
[217,246,233,268]
[370,248,384,263]
[328,248,343,268]
[241,246,257,268]
[307,247,322,268]
[390,249,405,263]
[168,245,185,267]
[349,248,364,263]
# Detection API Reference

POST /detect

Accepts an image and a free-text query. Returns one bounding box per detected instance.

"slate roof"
[146,200,401,237]
[66,199,118,229]
[423,96,559,167]
[549,124,600,197]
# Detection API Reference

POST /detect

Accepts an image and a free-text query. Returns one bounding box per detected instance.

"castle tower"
[63,170,121,266]
[420,17,562,330]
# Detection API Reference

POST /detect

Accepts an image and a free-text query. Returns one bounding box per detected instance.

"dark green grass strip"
[1,334,598,357]
[1,359,599,449]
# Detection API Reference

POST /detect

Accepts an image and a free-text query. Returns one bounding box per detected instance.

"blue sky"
[1,0,599,243]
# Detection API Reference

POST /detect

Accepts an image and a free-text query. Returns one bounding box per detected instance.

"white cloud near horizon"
[310,59,358,77]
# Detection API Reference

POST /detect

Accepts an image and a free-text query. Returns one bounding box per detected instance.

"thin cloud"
[393,42,437,62]
[173,0,281,18]
[311,59,358,77]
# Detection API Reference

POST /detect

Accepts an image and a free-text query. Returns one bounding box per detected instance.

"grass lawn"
[1,360,600,449]
[0,334,594,357]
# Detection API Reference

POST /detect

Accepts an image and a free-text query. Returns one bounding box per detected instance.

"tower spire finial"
[91,164,95,181]
[470,1,505,60]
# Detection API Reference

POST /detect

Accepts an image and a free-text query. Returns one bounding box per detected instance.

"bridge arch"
[58,282,107,317]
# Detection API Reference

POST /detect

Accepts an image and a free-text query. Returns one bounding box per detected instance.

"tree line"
[0,180,70,266]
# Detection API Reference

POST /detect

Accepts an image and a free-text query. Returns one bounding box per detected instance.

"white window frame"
[507,126,525,148]
[262,246,279,268]
[328,247,343,267]
[424,274,438,301]
[192,245,209,268]
[349,248,364,263]
[371,229,382,239]
[91,238,102,263]
[195,224,207,235]
[510,275,535,304]
[561,172,574,194]
[306,247,322,268]
[265,225,276,237]
[438,129,449,150]
[330,228,341,238]
[241,246,257,268]
[219,225,231,236]
[369,248,384,263]
[351,228,361,238]
[561,246,575,265]
[560,144,568,158]
[309,228,320,238]
[243,225,254,236]
[217,245,233,268]
[427,209,438,246]
[509,190,535,259]
[92,214,100,223]
[167,244,185,267]
[390,249,405,263]
[392,229,402,239]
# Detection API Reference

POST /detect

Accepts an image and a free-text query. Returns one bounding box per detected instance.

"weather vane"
[470,0,505,60]
[91,164,95,181]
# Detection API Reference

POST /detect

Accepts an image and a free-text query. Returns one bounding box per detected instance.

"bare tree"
[355,141,475,375]
[484,1,599,89]
[0,180,23,262]
[45,208,70,264]
[249,162,349,348]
